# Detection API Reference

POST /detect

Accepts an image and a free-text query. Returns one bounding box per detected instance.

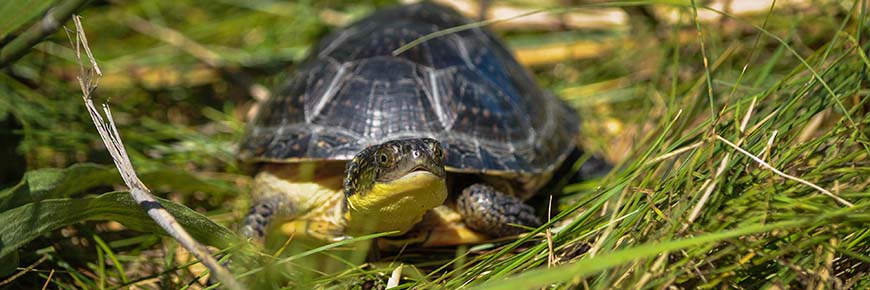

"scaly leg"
[456,183,541,237]
[240,196,287,242]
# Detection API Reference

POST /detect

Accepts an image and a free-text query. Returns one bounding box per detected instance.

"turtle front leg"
[240,196,288,243]
[456,183,541,237]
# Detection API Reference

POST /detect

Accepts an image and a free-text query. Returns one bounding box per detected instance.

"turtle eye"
[376,148,394,167]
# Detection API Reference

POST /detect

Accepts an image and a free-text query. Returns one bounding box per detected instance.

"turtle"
[238,2,580,248]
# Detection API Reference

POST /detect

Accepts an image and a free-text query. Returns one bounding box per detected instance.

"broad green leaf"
[138,168,240,197]
[0,0,56,40]
[0,163,117,211]
[0,164,245,265]
[0,163,237,212]
[0,191,240,260]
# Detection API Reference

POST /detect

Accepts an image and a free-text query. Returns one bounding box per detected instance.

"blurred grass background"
[1,0,868,289]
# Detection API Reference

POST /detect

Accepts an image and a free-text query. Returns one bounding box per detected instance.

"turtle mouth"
[376,163,445,183]
[381,170,444,191]
[376,166,444,184]
[410,164,445,178]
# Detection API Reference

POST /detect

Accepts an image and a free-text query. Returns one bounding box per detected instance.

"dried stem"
[715,135,853,207]
[68,15,243,290]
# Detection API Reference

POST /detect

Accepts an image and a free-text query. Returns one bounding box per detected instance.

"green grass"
[1,0,868,289]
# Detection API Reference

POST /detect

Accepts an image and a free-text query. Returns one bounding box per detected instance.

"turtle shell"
[239,3,579,177]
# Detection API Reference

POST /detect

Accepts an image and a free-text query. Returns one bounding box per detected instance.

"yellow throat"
[344,171,448,236]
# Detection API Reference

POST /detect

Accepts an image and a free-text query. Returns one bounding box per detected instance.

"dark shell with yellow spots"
[238,3,579,177]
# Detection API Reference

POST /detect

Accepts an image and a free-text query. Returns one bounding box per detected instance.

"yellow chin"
[345,171,448,236]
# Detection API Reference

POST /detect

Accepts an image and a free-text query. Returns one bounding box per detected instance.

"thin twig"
[0,255,49,286]
[715,135,853,207]
[40,269,54,290]
[68,15,244,290]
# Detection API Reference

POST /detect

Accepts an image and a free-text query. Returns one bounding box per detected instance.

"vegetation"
[1,0,867,289]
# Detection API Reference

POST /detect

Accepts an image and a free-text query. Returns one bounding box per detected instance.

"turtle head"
[343,138,448,236]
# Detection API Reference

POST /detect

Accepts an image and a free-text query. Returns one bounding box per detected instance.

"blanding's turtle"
[238,3,579,247]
